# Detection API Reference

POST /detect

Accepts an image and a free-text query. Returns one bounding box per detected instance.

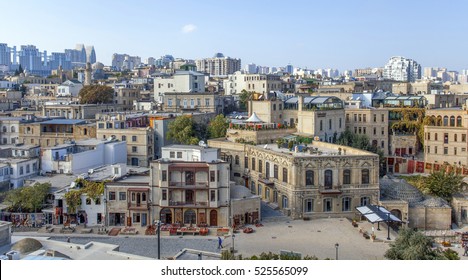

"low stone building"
[230,184,261,226]
[379,176,451,230]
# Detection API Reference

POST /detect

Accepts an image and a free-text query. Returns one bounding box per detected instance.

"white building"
[0,157,39,188]
[383,56,421,82]
[223,71,282,95]
[161,145,218,162]
[41,139,127,175]
[153,71,206,103]
[56,79,83,97]
[195,53,241,77]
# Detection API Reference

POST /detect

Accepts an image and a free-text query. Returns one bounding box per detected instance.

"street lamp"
[387,213,391,240]
[335,243,339,260]
[155,220,161,259]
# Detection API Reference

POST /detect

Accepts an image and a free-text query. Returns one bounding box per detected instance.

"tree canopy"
[166,115,200,145]
[208,114,229,139]
[239,90,253,111]
[64,179,106,214]
[385,228,449,260]
[421,170,463,202]
[78,85,114,104]
[5,183,51,212]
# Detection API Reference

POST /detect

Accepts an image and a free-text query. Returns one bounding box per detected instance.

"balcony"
[319,186,342,195]
[168,182,209,188]
[127,202,150,210]
[168,201,209,207]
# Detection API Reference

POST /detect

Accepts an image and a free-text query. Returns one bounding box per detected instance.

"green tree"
[5,183,51,213]
[385,228,446,260]
[422,170,463,202]
[208,114,229,139]
[78,85,114,104]
[239,90,252,111]
[166,115,199,145]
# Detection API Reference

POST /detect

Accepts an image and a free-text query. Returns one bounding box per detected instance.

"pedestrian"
[464,243,468,256]
[67,237,70,243]
[218,236,223,249]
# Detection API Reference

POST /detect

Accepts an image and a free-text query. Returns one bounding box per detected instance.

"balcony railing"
[168,182,209,188]
[319,185,342,194]
[128,202,150,210]
[168,201,209,207]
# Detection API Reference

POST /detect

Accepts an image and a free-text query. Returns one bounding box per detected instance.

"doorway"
[210,210,218,226]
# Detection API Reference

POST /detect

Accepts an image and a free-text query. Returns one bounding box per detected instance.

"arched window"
[450,116,455,127]
[184,209,196,225]
[360,196,370,206]
[324,170,333,188]
[86,198,92,205]
[361,169,370,184]
[251,158,256,171]
[342,197,352,212]
[265,162,270,177]
[443,116,449,126]
[235,155,239,165]
[10,126,15,133]
[282,168,288,183]
[323,198,333,212]
[305,170,314,186]
[258,160,263,174]
[457,116,462,127]
[2,126,6,133]
[343,169,351,185]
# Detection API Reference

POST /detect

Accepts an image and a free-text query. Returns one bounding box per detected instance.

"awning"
[356,205,403,223]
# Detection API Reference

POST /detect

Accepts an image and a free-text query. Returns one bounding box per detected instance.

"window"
[205,98,210,106]
[427,133,430,140]
[258,185,262,197]
[282,168,288,183]
[435,133,438,141]
[122,135,126,141]
[454,147,457,155]
[258,160,262,174]
[210,190,216,202]
[319,120,323,131]
[457,116,462,127]
[454,134,458,142]
[98,123,104,129]
[323,198,333,212]
[132,136,137,142]
[381,141,385,149]
[162,170,167,181]
[304,199,313,212]
[250,181,256,193]
[435,146,438,154]
[266,162,270,178]
[360,197,370,206]
[363,115,367,122]
[444,147,448,155]
[450,116,455,127]
[329,119,332,130]
[251,158,256,171]
[19,166,24,175]
[373,114,377,122]
[86,198,91,205]
[119,192,126,201]
[381,127,385,135]
[324,170,333,188]
[273,104,276,111]
[342,197,352,212]
[132,146,137,153]
[346,114,350,122]
[305,170,314,186]
[235,155,239,165]
[282,195,288,208]
[361,169,370,184]
[244,157,248,168]
[354,114,357,122]
[132,193,135,201]
[26,164,30,173]
[162,190,167,200]
[427,146,430,153]
[443,116,449,126]
[210,171,215,182]
[177,152,182,158]
[274,164,278,179]
[170,151,175,158]
[133,213,141,223]
[32,163,37,171]
[444,133,449,144]
[95,198,101,205]
[373,127,376,135]
[358,114,362,122]
[109,192,116,200]
[463,134,467,142]
[343,169,351,185]
[381,114,384,122]
[339,118,342,128]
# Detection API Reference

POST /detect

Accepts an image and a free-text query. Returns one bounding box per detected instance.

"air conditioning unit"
[6,250,20,260]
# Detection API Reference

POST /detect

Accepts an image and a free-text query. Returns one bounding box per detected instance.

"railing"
[168,182,209,188]
[168,201,209,207]
[319,185,342,194]
[127,202,149,209]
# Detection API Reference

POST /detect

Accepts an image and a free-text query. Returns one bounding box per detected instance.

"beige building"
[163,92,223,114]
[223,71,282,95]
[424,107,468,166]
[345,108,390,155]
[96,115,154,167]
[151,159,230,227]
[20,119,96,147]
[113,86,140,110]
[209,139,380,219]
[43,102,127,119]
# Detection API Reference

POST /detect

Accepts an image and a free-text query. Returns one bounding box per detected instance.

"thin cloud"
[182,24,197,33]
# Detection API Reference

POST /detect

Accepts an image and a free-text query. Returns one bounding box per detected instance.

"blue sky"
[3,0,468,71]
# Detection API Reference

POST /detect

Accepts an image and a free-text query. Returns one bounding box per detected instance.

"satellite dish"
[198,140,205,147]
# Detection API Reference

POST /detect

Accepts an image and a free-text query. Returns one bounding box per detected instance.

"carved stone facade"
[209,139,380,219]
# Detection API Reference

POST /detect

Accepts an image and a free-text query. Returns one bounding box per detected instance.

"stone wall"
[408,206,451,230]
[0,221,12,247]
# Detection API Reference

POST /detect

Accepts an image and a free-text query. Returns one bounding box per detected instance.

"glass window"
[132,136,137,142]
[251,158,256,171]
[211,190,216,201]
[177,152,182,158]
[342,197,352,212]
[266,162,270,178]
[323,198,333,212]
[244,157,248,168]
[86,198,91,205]
[360,196,370,206]
[170,151,175,158]
[282,168,288,183]
[274,165,278,179]
[361,169,370,184]
[324,170,333,188]
[304,199,313,212]
[162,190,167,200]
[95,198,101,205]
[305,170,314,186]
[109,192,116,200]
[162,170,167,181]
[119,192,126,200]
[343,169,351,185]
[210,171,215,182]
[235,155,239,165]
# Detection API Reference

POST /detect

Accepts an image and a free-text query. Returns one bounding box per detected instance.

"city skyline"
[2,0,468,71]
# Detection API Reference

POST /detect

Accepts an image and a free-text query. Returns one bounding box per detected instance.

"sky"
[2,0,468,71]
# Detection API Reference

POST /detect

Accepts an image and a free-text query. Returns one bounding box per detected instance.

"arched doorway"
[160,208,172,224]
[390,209,402,220]
[184,209,196,225]
[210,210,218,226]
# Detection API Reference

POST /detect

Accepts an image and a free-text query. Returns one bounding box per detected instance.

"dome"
[92,62,104,70]
[11,238,43,254]
[213,52,224,58]
[380,176,424,205]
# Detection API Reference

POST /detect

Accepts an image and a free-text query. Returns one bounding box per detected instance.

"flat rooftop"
[163,144,217,151]
[40,119,86,125]
[255,142,375,157]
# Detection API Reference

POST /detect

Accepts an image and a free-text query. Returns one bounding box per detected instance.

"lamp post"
[155,220,161,259]
[335,243,339,260]
[387,213,391,240]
